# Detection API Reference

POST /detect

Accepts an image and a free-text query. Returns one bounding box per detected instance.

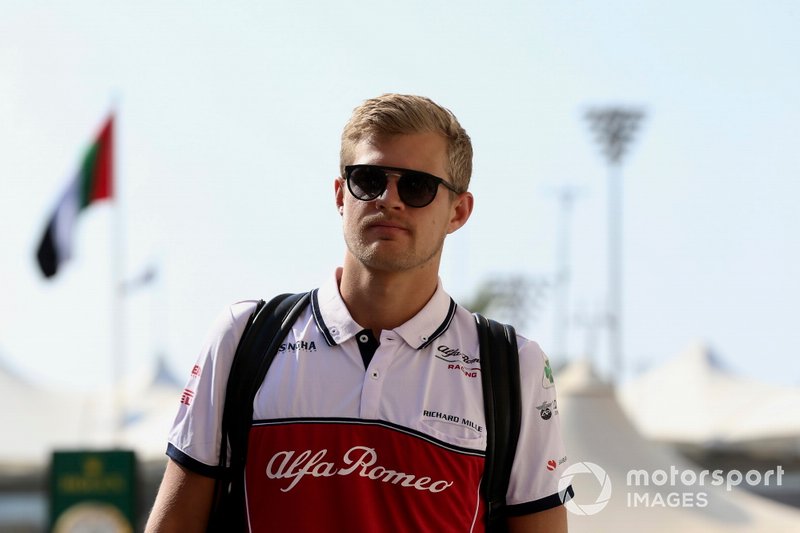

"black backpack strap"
[475,313,522,533]
[208,291,311,532]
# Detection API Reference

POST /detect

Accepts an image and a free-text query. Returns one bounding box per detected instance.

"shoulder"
[226,299,261,327]
[514,334,555,389]
[204,300,261,343]
[454,305,548,364]
[455,308,551,384]
[515,334,548,364]
[192,300,263,377]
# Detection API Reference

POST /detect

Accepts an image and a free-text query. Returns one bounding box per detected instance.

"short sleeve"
[166,300,259,477]
[505,337,572,514]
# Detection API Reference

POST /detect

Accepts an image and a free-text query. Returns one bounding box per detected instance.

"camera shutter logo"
[558,462,612,515]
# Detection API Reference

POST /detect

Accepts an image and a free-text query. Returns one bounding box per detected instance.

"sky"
[1,0,799,391]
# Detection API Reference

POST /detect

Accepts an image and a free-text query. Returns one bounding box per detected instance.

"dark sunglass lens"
[399,173,438,207]
[348,167,386,200]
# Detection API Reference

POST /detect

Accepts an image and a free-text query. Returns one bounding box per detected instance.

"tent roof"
[618,341,800,448]
[0,354,184,466]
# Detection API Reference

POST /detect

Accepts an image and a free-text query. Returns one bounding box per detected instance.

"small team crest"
[542,357,555,389]
[536,400,558,420]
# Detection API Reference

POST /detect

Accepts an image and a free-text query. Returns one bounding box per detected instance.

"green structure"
[50,450,137,532]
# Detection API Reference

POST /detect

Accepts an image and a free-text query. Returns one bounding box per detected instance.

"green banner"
[50,450,137,533]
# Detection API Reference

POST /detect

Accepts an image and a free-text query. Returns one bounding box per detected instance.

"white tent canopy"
[0,354,184,467]
[0,355,108,467]
[618,341,800,456]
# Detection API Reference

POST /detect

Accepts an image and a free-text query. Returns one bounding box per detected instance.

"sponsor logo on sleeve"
[191,365,201,378]
[536,400,559,420]
[542,357,555,389]
[180,388,195,406]
[547,456,568,472]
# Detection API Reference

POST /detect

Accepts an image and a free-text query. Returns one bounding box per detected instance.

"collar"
[311,269,457,350]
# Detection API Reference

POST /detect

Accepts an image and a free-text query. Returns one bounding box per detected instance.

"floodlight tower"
[585,108,644,382]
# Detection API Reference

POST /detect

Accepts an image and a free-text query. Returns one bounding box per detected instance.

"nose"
[375,174,405,210]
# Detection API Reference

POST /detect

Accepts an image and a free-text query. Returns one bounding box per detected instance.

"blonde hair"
[340,94,473,192]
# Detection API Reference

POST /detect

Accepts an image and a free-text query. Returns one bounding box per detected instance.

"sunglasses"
[344,164,461,208]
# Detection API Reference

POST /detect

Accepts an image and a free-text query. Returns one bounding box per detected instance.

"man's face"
[335,132,472,274]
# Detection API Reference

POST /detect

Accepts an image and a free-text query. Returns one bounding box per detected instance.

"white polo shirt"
[167,270,570,532]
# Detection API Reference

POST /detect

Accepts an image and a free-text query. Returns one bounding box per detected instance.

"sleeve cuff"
[505,485,574,516]
[166,443,228,479]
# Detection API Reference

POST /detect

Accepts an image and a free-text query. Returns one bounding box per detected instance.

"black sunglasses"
[344,164,461,208]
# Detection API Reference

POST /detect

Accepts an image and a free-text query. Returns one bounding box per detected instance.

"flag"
[36,115,114,278]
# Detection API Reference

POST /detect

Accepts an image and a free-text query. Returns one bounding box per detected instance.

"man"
[146,94,570,532]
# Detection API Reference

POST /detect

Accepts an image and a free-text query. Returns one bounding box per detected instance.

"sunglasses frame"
[344,164,461,208]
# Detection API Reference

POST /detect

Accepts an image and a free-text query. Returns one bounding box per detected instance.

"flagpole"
[110,105,125,447]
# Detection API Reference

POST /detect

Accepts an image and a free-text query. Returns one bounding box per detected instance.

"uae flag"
[36,116,114,278]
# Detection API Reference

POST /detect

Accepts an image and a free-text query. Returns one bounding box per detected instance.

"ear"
[334,177,345,215]
[447,191,474,234]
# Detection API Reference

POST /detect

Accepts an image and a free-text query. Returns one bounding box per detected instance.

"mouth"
[363,219,411,238]
[364,218,410,232]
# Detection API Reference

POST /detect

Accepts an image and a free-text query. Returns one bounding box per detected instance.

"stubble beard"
[344,223,445,273]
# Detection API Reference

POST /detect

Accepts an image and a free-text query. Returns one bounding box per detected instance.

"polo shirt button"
[359,334,369,343]
[421,335,428,342]
[371,370,380,380]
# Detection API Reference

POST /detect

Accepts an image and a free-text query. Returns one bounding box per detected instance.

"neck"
[339,256,440,336]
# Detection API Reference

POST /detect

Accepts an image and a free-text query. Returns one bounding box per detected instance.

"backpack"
[208,292,521,533]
